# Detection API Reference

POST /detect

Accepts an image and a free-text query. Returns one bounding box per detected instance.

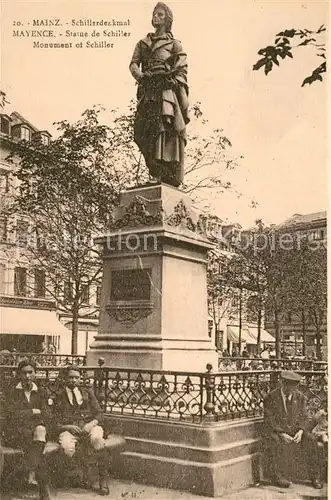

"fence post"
[203,363,216,424]
[94,357,105,404]
[270,369,279,389]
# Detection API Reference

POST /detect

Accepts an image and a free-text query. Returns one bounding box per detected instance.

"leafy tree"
[7,108,120,354]
[282,234,313,356]
[206,220,268,354]
[207,249,236,344]
[232,222,291,357]
[283,243,309,356]
[206,216,327,360]
[265,238,291,358]
[238,222,269,353]
[306,245,327,359]
[253,25,327,86]
[270,231,327,360]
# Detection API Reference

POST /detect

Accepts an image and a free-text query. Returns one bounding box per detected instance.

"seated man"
[311,406,328,445]
[307,404,328,484]
[52,364,109,496]
[4,359,51,500]
[263,370,321,489]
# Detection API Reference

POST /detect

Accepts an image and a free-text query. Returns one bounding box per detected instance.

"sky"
[1,0,329,228]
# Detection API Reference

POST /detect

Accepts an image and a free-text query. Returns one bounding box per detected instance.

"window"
[208,320,213,338]
[21,127,31,141]
[309,230,320,241]
[0,264,5,294]
[16,219,29,246]
[40,134,50,145]
[34,269,46,298]
[216,330,224,350]
[14,267,27,296]
[0,217,7,242]
[81,284,90,305]
[320,229,325,239]
[96,286,101,306]
[64,281,73,304]
[33,132,50,146]
[0,172,10,193]
[0,116,10,135]
[287,311,292,324]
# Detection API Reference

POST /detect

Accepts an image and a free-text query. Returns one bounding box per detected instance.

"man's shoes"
[312,479,323,489]
[90,479,109,496]
[272,476,291,488]
[99,478,110,496]
[90,480,100,492]
[38,483,52,500]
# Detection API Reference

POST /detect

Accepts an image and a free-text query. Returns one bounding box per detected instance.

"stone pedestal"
[104,414,263,497]
[87,183,217,371]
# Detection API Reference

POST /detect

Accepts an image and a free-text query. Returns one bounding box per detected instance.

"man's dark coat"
[52,386,103,429]
[264,387,308,437]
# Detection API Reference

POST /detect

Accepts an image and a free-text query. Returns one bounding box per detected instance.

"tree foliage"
[237,224,327,359]
[284,237,327,359]
[253,25,327,86]
[7,107,121,354]
[208,219,327,359]
[207,250,237,338]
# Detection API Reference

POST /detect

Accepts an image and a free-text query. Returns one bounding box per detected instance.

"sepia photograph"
[0,1,328,499]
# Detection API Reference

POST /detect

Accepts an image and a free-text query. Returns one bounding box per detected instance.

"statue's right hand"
[142,70,153,79]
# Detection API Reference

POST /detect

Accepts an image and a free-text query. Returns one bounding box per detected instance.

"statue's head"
[152,2,173,32]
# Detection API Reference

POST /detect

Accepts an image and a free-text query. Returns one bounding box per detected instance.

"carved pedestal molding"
[112,191,207,238]
[106,299,154,326]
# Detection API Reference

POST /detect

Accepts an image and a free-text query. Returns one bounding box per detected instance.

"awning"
[0,307,70,336]
[245,326,275,344]
[227,324,274,344]
[227,325,252,343]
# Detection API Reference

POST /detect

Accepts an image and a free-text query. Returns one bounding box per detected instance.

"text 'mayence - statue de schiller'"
[129,2,189,188]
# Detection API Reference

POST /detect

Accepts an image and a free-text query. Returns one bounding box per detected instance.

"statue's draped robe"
[130,32,189,187]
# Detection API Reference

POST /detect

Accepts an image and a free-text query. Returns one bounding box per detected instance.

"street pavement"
[5,479,328,500]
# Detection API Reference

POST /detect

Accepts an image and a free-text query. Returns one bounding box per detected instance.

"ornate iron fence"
[205,367,327,422]
[0,352,86,367]
[218,357,327,373]
[0,363,327,425]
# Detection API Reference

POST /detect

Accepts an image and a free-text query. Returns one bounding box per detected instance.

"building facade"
[0,109,99,354]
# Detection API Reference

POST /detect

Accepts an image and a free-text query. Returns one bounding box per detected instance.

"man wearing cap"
[263,370,321,489]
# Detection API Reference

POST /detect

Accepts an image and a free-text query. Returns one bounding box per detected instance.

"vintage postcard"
[0,1,328,499]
